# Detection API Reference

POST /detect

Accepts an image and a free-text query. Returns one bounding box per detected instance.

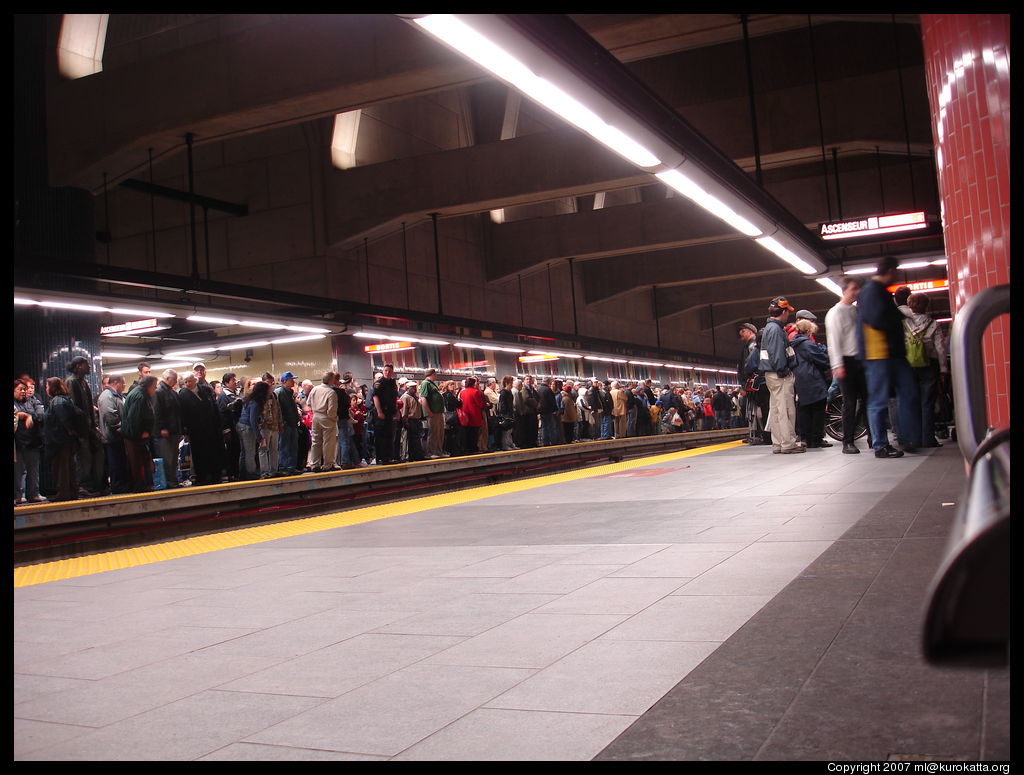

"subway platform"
[13,440,1010,761]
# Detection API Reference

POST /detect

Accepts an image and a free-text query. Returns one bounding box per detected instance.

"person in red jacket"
[457,377,488,456]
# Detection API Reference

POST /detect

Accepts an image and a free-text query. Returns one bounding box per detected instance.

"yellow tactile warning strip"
[14,441,743,588]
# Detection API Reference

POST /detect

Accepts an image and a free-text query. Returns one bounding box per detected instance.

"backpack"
[904,319,934,368]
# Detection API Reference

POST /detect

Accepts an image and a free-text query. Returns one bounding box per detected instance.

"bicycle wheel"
[825,392,868,441]
[825,395,845,441]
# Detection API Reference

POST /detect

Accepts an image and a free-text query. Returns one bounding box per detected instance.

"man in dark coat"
[64,355,107,495]
[180,366,224,485]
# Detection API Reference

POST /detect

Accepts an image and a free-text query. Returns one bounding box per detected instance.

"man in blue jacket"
[759,296,804,454]
[857,256,921,458]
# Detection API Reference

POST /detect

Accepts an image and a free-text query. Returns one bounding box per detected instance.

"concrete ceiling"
[41,13,949,351]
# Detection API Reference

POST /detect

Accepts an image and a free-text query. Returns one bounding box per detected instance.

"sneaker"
[29,495,49,502]
[15,497,27,505]
[772,447,782,454]
[875,445,904,459]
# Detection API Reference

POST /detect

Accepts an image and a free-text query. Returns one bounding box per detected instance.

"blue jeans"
[715,410,730,430]
[236,423,259,478]
[337,421,352,466]
[863,358,921,450]
[14,445,41,500]
[540,413,559,446]
[278,424,298,471]
[600,414,613,440]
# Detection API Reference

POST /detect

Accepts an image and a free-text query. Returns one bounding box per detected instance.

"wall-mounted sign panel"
[519,354,558,363]
[886,278,950,294]
[100,318,159,335]
[364,341,415,353]
[820,211,927,240]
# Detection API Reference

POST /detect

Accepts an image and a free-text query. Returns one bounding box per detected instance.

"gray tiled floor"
[15,442,935,760]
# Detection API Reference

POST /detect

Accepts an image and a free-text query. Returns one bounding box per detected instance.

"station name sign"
[99,318,159,335]
[886,278,949,294]
[518,354,558,363]
[364,341,415,353]
[820,211,927,241]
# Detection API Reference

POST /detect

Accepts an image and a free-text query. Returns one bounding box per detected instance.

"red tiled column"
[920,14,1010,430]
[921,13,1007,429]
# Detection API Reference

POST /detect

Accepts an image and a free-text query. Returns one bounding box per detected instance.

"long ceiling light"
[528,349,584,359]
[15,297,177,318]
[413,14,660,168]
[656,170,762,237]
[355,332,450,346]
[755,236,820,275]
[408,14,828,279]
[815,277,844,297]
[453,341,526,353]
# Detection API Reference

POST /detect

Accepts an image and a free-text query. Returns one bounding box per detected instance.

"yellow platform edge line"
[14,441,742,588]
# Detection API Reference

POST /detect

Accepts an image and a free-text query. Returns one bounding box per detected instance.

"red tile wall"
[920,14,1010,430]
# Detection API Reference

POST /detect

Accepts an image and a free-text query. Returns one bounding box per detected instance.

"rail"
[922,283,1010,667]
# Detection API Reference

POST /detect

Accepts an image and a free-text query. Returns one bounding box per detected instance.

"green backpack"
[904,319,934,368]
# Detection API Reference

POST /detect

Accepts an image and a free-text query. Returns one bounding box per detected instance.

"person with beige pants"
[306,372,339,471]
[759,296,805,454]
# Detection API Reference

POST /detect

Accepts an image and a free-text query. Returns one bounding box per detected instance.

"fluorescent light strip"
[16,297,178,318]
[188,315,240,325]
[39,301,111,313]
[239,320,288,330]
[414,15,660,169]
[164,346,219,358]
[628,360,663,367]
[356,332,450,346]
[897,261,931,270]
[755,236,819,275]
[453,342,526,353]
[270,334,327,345]
[816,277,844,297]
[656,170,762,236]
[107,308,175,318]
[528,350,584,359]
[843,266,877,275]
[100,327,165,337]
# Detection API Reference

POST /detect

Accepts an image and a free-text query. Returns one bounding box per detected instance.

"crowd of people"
[14,257,951,503]
[736,256,950,458]
[13,358,751,503]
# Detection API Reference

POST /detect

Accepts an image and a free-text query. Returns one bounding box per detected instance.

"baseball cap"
[769,296,794,314]
[280,371,296,382]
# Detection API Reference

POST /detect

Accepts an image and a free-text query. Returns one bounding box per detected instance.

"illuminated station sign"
[518,354,559,363]
[99,318,161,336]
[886,278,950,294]
[820,211,928,241]
[364,341,415,353]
